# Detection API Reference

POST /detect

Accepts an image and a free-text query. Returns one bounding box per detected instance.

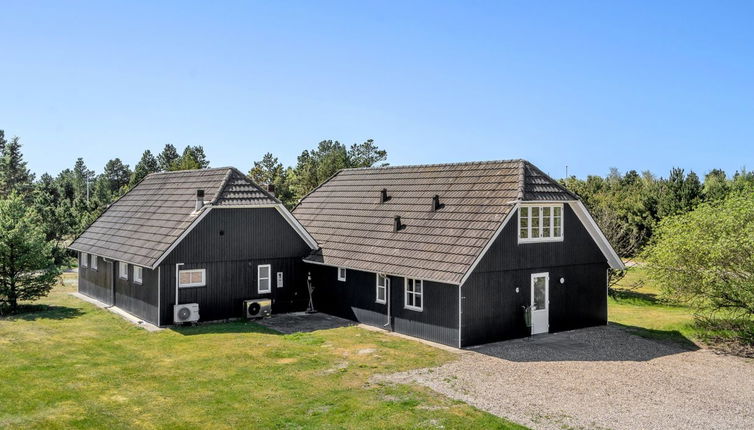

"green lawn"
[0,273,524,430]
[608,266,752,352]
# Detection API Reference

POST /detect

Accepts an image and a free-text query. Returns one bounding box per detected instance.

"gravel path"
[381,325,754,430]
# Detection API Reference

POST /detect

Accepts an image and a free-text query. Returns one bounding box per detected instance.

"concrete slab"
[256,311,355,334]
[70,292,162,332]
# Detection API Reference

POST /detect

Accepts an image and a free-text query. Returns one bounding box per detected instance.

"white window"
[119,262,128,280]
[81,252,88,268]
[519,204,563,243]
[133,266,143,284]
[179,269,206,288]
[90,255,97,271]
[258,264,271,293]
[404,278,423,311]
[376,274,387,304]
[337,267,347,282]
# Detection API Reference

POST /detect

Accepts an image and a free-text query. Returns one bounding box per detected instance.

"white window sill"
[404,305,423,312]
[376,299,386,304]
[518,237,564,244]
[179,284,206,288]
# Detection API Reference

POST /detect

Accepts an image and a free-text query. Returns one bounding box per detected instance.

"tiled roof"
[293,160,577,284]
[69,167,277,267]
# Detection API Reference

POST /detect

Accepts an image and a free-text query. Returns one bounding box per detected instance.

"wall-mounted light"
[560,277,565,285]
[515,287,520,293]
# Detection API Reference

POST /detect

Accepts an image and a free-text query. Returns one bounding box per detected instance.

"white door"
[530,272,549,335]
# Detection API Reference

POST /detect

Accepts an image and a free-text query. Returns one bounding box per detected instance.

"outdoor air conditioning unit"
[244,299,272,319]
[174,303,200,324]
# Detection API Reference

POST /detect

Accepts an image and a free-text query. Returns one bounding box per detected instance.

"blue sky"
[1,1,752,179]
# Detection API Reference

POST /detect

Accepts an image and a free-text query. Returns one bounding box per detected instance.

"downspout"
[383,276,391,328]
[175,263,184,306]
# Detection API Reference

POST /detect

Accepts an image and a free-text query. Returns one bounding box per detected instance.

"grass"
[608,266,753,354]
[0,273,525,430]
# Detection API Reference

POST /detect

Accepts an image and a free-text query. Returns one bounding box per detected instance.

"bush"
[643,194,754,318]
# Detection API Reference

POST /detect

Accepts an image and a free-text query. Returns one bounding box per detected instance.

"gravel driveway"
[382,325,754,430]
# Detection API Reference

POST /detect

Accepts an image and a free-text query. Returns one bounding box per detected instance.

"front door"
[530,272,549,335]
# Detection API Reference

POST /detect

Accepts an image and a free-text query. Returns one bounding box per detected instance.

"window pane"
[191,271,202,283]
[414,296,421,308]
[520,227,529,238]
[520,207,528,218]
[531,212,540,238]
[260,266,270,278]
[554,206,561,217]
[377,287,385,301]
[415,281,422,294]
[533,276,546,310]
[531,207,539,218]
[180,272,191,285]
[542,207,550,217]
[377,275,385,287]
[554,226,561,237]
[260,279,270,291]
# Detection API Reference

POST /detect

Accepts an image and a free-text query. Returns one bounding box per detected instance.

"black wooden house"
[69,167,318,326]
[292,160,624,347]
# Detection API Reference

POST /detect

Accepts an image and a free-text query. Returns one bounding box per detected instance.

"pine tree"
[0,136,35,197]
[130,150,160,186]
[169,146,210,171]
[101,158,132,194]
[157,144,180,171]
[0,193,61,314]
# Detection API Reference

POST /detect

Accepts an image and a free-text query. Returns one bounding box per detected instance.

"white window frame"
[90,255,97,271]
[337,267,347,282]
[258,264,272,293]
[404,278,423,312]
[119,262,128,280]
[376,274,387,304]
[133,266,143,285]
[178,268,206,288]
[81,252,88,268]
[518,204,564,243]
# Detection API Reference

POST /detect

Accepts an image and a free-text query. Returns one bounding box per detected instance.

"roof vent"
[432,194,444,211]
[195,189,205,211]
[380,188,391,203]
[265,183,276,197]
[393,215,404,232]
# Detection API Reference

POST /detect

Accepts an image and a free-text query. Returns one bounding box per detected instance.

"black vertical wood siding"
[159,207,311,324]
[306,264,459,347]
[78,254,113,305]
[113,265,159,325]
[461,204,609,347]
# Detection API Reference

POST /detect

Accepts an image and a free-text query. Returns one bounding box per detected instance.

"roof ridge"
[147,166,233,177]
[340,159,527,171]
[523,161,580,200]
[209,168,236,205]
[517,160,526,200]
[228,167,282,204]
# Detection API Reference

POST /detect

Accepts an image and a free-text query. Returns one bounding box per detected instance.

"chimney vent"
[432,194,443,211]
[265,183,276,196]
[195,189,205,211]
[380,188,390,203]
[393,215,404,232]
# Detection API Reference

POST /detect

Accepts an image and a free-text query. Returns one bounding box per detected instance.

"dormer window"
[519,204,563,243]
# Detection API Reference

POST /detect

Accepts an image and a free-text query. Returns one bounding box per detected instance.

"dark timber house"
[292,160,624,347]
[69,167,318,326]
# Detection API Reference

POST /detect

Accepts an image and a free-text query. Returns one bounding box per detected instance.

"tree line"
[1,126,751,320]
[0,131,386,313]
[561,166,754,257]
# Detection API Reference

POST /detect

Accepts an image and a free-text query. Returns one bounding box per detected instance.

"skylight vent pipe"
[394,215,403,232]
[380,188,390,203]
[195,189,205,211]
[432,194,442,211]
